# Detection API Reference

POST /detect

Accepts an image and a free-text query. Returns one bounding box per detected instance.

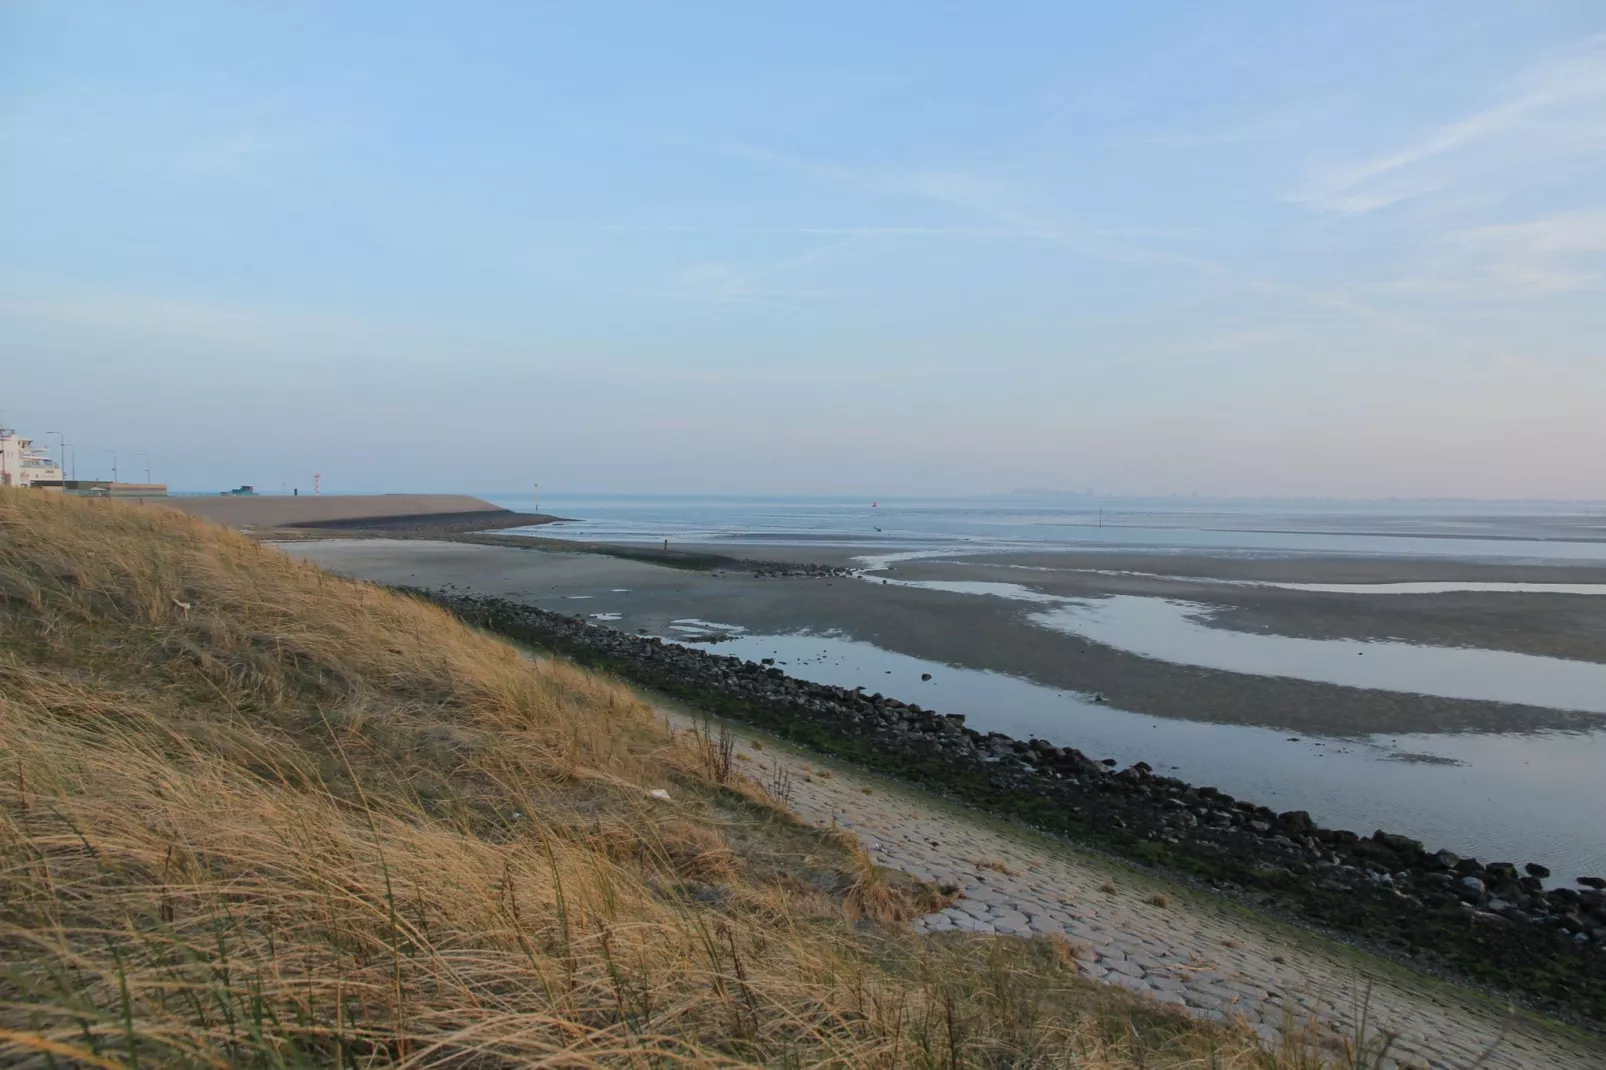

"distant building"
[0,428,64,487]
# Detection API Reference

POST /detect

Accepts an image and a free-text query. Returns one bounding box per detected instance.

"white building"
[0,428,65,487]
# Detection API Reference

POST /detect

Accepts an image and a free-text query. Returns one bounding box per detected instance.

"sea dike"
[423,590,1606,1023]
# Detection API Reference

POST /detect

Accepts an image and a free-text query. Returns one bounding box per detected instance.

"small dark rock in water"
[1384,751,1465,766]
[921,672,932,681]
[1092,692,1106,703]
[1100,757,1117,766]
[1287,736,1300,742]
[761,657,775,665]
[1526,862,1551,878]
[1579,876,1606,890]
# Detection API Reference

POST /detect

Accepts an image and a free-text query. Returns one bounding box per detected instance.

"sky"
[3,2,1605,498]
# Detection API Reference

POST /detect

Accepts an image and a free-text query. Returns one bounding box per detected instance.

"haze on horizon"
[3,3,1605,500]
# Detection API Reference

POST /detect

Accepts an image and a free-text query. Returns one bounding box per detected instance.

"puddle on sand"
[660,629,1606,883]
[874,578,1606,714]
[669,618,748,637]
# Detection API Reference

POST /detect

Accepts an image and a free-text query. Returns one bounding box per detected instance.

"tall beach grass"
[1,490,1371,1067]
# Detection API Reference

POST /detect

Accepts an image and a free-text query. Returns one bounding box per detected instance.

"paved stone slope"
[715,724,1604,1070]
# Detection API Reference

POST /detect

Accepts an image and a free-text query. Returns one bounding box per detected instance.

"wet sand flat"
[888,553,1606,663]
[280,538,1606,736]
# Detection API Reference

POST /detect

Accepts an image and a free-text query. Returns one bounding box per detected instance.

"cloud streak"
[1392,209,1606,296]
[1291,35,1606,214]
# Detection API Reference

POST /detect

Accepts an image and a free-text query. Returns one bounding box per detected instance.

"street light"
[103,449,118,484]
[63,443,75,481]
[46,431,66,480]
[138,453,151,484]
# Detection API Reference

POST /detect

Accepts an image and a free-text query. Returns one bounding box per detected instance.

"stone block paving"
[727,739,1605,1070]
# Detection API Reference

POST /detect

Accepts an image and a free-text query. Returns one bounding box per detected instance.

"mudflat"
[279,537,1606,736]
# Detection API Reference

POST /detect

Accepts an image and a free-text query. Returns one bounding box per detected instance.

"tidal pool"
[1031,596,1606,714]
[664,629,1606,883]
[874,578,1606,714]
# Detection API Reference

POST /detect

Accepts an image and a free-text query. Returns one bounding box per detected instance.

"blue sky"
[3,2,1604,497]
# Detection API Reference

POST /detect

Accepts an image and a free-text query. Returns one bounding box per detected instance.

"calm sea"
[480,493,1606,562]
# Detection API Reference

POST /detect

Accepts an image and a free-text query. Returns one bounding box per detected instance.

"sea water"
[483,492,1606,562]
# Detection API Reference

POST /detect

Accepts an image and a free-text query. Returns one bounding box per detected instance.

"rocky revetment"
[425,590,1606,1027]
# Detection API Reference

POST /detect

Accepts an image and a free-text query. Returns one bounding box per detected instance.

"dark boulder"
[1373,830,1425,856]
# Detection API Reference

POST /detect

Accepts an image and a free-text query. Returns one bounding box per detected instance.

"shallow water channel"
[876,579,1606,714]
[664,626,1606,884]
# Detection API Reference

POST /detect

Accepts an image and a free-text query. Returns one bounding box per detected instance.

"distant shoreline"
[142,492,567,536]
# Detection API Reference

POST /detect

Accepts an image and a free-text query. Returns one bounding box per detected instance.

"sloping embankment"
[0,489,1293,1068]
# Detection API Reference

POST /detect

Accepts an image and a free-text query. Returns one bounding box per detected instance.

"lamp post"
[138,453,151,484]
[63,443,75,481]
[103,450,118,484]
[47,431,66,480]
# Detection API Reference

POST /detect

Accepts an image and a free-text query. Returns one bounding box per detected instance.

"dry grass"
[0,491,1353,1067]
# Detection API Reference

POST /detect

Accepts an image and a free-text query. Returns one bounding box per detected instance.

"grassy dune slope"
[1,491,1311,1067]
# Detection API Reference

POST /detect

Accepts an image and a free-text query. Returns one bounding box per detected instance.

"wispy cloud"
[0,290,396,350]
[662,134,1244,280]
[645,241,854,304]
[1392,209,1606,296]
[1139,101,1327,149]
[594,223,1051,238]
[1290,35,1606,214]
[641,134,1449,338]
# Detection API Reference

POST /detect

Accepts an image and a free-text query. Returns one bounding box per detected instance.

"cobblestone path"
[719,729,1604,1070]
